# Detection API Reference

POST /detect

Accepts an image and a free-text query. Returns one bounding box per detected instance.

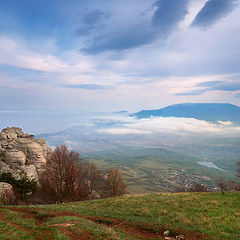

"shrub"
[0,172,37,202]
[189,184,208,192]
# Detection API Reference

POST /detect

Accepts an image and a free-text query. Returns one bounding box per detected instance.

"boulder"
[0,182,13,196]
[0,127,51,181]
[0,182,13,193]
[0,182,14,203]
[163,230,170,237]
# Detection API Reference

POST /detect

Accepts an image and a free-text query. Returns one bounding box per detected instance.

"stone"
[0,182,13,197]
[0,182,13,193]
[2,149,26,166]
[165,237,176,240]
[0,182,14,203]
[163,230,170,237]
[0,127,52,181]
[176,235,186,240]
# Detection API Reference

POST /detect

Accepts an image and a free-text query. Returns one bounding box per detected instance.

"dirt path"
[0,206,208,240]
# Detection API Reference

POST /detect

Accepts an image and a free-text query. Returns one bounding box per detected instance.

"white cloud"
[218,120,233,126]
[96,115,240,135]
[98,128,151,135]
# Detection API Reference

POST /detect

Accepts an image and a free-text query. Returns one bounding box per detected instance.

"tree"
[104,168,127,197]
[217,178,227,195]
[38,145,105,203]
[237,160,240,178]
[189,184,208,192]
[0,172,37,202]
[39,145,82,203]
[38,145,128,203]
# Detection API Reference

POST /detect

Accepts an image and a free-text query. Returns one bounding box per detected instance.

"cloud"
[152,0,189,33]
[192,0,238,28]
[98,128,150,135]
[218,120,233,126]
[176,89,207,96]
[76,9,110,36]
[61,84,111,90]
[82,0,189,54]
[177,80,240,96]
[96,115,240,135]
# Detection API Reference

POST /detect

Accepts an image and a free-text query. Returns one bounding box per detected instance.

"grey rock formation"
[0,182,13,193]
[0,127,51,181]
[0,182,13,200]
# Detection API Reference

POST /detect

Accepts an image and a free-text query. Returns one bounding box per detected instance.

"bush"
[189,184,208,192]
[0,172,37,202]
[0,189,16,205]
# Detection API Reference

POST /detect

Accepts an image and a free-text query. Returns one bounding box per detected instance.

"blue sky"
[0,0,240,114]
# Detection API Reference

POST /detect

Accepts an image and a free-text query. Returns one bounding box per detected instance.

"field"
[0,192,239,240]
[85,147,237,193]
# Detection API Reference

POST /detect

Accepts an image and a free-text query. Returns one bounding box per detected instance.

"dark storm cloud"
[192,0,238,28]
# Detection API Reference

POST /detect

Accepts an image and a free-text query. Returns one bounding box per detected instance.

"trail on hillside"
[0,206,208,240]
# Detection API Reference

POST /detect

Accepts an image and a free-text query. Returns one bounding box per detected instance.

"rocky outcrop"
[0,182,14,204]
[0,127,51,181]
[0,182,13,194]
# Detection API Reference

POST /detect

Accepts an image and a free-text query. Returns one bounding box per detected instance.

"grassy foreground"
[0,192,239,240]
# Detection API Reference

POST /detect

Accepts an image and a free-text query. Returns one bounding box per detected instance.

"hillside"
[132,103,240,123]
[0,192,239,240]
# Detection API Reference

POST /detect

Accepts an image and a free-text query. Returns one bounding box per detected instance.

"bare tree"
[104,168,127,197]
[217,178,227,195]
[237,160,240,178]
[39,145,81,203]
[38,145,127,203]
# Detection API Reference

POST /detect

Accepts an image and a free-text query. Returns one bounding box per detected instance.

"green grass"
[0,221,34,240]
[69,218,139,240]
[1,209,69,240]
[32,192,240,240]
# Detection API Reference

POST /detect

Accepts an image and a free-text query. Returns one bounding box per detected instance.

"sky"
[0,0,240,116]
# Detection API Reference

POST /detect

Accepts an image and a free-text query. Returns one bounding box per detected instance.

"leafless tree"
[237,160,240,178]
[38,145,127,203]
[217,178,227,195]
[104,168,127,197]
[39,145,82,203]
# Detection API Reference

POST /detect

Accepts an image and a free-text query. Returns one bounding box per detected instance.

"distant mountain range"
[131,103,240,123]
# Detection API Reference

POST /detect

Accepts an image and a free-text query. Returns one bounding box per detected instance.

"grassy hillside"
[0,192,239,240]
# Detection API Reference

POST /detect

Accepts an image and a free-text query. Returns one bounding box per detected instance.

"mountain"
[131,103,240,123]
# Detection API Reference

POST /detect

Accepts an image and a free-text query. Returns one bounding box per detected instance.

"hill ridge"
[131,103,240,123]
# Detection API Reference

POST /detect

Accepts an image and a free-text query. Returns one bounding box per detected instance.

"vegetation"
[0,192,239,239]
[85,146,239,194]
[189,184,208,192]
[0,172,37,202]
[37,145,127,203]
[237,160,240,177]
